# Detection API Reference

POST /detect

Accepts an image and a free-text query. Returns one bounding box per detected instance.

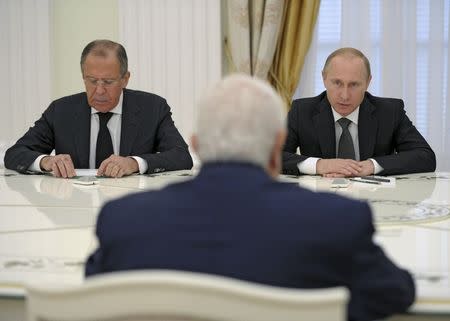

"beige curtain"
[268,0,321,109]
[226,0,285,79]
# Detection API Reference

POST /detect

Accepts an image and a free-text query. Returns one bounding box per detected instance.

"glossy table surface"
[0,169,449,315]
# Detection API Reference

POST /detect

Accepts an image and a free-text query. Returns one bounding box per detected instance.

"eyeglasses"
[83,76,122,88]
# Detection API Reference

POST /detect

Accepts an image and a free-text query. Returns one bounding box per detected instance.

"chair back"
[26,270,349,321]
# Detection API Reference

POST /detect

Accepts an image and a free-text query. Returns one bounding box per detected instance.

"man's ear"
[190,135,198,154]
[121,71,131,88]
[366,74,372,90]
[267,130,287,178]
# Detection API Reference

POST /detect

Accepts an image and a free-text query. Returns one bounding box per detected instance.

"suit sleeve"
[282,102,308,175]
[4,103,56,173]
[137,100,193,173]
[374,101,436,175]
[347,203,415,321]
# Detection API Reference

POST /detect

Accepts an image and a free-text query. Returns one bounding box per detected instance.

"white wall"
[118,0,222,142]
[52,0,119,99]
[0,0,52,162]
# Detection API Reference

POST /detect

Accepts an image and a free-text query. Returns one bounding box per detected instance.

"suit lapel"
[358,95,377,160]
[120,90,141,156]
[313,96,336,158]
[74,95,91,168]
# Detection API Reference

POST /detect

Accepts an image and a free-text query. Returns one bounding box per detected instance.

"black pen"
[361,176,391,183]
[349,178,381,185]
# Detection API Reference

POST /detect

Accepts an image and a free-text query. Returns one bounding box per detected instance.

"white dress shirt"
[297,106,383,175]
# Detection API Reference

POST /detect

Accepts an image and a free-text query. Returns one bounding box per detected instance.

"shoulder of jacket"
[124,88,167,103]
[52,92,86,105]
[290,91,327,111]
[365,92,404,107]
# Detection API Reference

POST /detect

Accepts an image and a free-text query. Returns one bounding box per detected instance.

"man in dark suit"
[283,47,435,176]
[4,39,192,178]
[86,74,415,321]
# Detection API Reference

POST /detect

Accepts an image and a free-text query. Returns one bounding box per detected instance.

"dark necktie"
[337,118,355,160]
[96,112,114,168]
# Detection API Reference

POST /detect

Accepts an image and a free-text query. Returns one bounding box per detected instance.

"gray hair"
[80,39,128,77]
[195,74,285,167]
[323,47,371,79]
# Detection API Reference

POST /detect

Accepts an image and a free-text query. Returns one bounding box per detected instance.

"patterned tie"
[337,118,355,160]
[96,112,114,168]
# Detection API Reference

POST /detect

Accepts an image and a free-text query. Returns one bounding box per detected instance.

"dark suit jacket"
[283,91,436,175]
[85,163,415,321]
[4,89,192,174]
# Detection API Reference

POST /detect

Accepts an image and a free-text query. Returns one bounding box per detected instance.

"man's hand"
[357,160,375,176]
[40,154,77,178]
[97,155,139,178]
[317,158,362,177]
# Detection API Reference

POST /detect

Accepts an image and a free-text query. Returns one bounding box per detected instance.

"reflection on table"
[0,169,449,318]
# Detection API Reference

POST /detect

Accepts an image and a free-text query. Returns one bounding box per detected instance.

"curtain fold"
[226,0,285,78]
[225,0,320,109]
[0,0,51,166]
[268,0,320,109]
[118,0,222,143]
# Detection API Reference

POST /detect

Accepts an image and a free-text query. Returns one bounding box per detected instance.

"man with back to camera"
[4,39,192,178]
[85,74,415,321]
[282,47,436,177]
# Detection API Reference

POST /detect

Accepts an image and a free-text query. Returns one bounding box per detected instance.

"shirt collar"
[331,106,359,125]
[90,91,123,115]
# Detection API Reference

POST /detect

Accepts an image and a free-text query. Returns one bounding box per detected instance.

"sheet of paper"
[350,176,396,187]
[75,169,98,177]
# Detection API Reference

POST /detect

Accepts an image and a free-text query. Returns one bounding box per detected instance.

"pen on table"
[349,178,381,185]
[361,176,391,183]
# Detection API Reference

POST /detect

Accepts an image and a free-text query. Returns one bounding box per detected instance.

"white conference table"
[0,168,449,320]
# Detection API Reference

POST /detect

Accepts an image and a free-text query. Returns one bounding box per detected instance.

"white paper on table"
[350,176,396,188]
[75,169,98,177]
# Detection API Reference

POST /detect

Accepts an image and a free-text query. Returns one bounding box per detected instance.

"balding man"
[283,47,435,177]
